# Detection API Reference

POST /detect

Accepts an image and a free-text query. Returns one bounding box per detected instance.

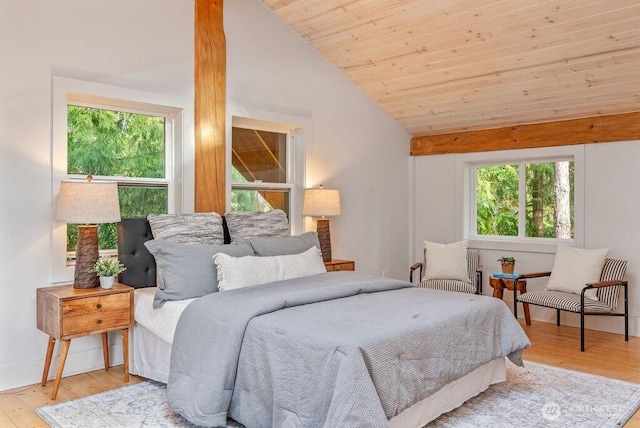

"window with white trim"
[470,157,575,241]
[65,104,171,260]
[230,118,296,217]
[52,77,184,282]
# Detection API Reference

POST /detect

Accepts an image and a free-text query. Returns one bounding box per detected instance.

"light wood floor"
[2,320,639,427]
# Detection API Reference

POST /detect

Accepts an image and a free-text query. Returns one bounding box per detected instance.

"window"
[52,77,184,282]
[231,120,294,216]
[66,105,170,256]
[474,159,574,240]
[457,145,584,252]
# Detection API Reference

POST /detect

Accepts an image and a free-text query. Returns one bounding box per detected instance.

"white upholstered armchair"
[410,246,482,295]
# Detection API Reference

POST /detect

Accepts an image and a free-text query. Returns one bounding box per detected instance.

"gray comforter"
[168,272,530,427]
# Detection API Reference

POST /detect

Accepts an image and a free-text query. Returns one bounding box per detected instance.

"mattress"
[130,287,192,383]
[133,287,193,344]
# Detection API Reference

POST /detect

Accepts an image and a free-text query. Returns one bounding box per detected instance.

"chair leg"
[625,313,629,342]
[556,310,560,326]
[580,311,585,352]
[624,282,629,342]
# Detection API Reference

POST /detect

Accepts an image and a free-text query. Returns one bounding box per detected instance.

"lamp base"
[316,219,332,262]
[74,225,100,288]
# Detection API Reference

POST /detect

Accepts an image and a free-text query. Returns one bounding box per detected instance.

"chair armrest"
[517,271,552,280]
[410,262,423,283]
[584,279,627,289]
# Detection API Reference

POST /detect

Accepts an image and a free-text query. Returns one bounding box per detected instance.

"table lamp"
[303,185,341,262]
[56,176,121,288]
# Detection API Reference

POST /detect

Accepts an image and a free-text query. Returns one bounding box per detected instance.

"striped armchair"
[410,248,482,294]
[517,258,628,351]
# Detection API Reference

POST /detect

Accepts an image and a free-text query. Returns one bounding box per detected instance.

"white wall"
[410,141,640,336]
[0,0,410,391]
[225,1,411,278]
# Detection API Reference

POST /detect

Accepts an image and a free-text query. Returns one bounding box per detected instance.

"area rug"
[35,360,640,428]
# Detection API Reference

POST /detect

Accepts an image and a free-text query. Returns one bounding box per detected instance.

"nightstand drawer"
[62,293,131,336]
[324,259,355,272]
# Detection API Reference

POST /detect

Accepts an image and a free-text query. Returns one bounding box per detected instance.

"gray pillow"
[144,239,254,308]
[244,232,321,256]
[224,210,290,241]
[147,212,225,245]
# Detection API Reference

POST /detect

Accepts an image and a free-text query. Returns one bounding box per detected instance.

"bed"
[117,214,530,427]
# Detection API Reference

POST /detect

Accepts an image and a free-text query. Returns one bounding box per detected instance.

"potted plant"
[90,258,126,289]
[497,257,516,274]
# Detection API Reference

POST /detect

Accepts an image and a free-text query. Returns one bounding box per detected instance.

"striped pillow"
[147,212,225,245]
[225,210,290,241]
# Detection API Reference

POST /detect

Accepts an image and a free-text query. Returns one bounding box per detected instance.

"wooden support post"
[194,0,226,213]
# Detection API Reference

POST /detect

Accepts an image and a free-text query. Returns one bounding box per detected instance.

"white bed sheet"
[130,287,507,427]
[133,287,194,344]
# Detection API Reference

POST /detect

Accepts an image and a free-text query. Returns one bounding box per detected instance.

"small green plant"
[89,258,127,277]
[497,257,515,264]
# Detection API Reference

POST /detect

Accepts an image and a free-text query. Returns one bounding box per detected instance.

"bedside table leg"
[41,337,56,386]
[51,340,70,400]
[122,328,130,382]
[101,332,110,370]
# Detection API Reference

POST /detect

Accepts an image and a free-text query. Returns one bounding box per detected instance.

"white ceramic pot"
[99,276,115,289]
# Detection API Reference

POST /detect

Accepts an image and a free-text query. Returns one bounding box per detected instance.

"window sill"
[468,237,571,254]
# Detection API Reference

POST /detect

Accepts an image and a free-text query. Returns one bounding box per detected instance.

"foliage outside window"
[231,125,291,216]
[475,160,574,240]
[67,105,169,253]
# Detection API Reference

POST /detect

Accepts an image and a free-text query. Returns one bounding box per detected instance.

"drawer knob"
[96,319,102,324]
[96,303,102,309]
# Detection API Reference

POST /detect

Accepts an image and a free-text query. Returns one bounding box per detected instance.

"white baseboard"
[0,339,124,392]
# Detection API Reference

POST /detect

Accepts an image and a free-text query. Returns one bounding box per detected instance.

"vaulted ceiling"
[261,0,640,136]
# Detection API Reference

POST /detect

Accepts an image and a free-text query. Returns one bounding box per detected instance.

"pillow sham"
[243,232,321,256]
[224,210,290,241]
[423,240,471,282]
[545,245,609,301]
[147,212,225,245]
[214,246,326,292]
[144,239,254,308]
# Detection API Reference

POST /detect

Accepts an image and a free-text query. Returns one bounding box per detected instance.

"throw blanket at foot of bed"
[168,272,530,427]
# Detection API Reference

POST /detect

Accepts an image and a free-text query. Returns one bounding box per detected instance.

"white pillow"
[545,246,609,301]
[214,246,326,291]
[423,240,471,282]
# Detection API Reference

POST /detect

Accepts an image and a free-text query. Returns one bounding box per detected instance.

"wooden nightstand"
[36,283,134,399]
[324,259,355,272]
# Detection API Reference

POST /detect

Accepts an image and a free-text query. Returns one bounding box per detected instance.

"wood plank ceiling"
[261,0,640,137]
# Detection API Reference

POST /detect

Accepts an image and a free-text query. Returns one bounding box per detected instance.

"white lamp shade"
[57,180,121,224]
[303,188,341,217]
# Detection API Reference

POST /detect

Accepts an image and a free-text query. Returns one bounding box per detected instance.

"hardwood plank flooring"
[1,321,639,427]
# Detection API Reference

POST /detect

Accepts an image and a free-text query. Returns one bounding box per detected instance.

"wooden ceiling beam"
[410,111,640,156]
[194,0,226,213]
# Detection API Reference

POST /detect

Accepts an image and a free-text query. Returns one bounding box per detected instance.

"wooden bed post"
[194,0,226,213]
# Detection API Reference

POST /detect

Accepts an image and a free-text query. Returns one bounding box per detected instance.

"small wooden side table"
[489,276,531,325]
[36,283,134,399]
[324,259,355,272]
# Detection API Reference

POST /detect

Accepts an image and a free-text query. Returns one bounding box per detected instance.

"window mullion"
[518,161,527,238]
[471,164,479,238]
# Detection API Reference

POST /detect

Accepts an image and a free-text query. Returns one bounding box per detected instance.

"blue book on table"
[492,272,520,279]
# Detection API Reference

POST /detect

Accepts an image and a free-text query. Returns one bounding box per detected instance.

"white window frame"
[226,104,309,235]
[52,76,185,283]
[456,145,584,253]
